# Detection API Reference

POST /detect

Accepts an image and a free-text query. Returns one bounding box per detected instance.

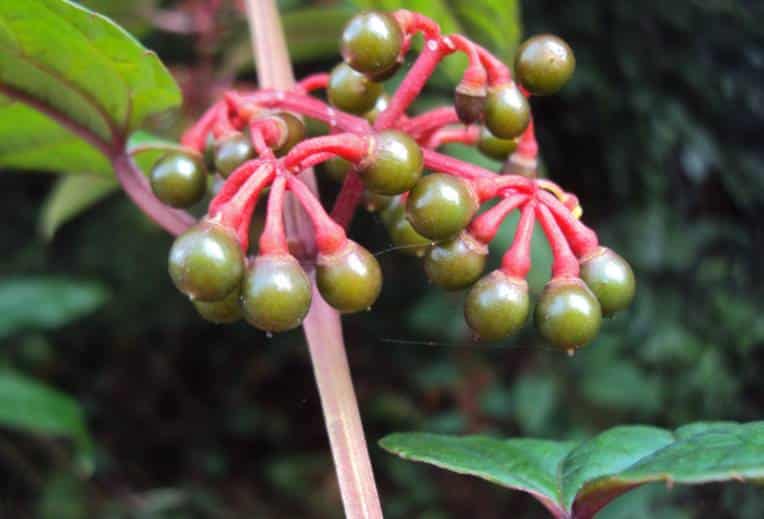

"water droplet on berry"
[266,331,273,339]
[427,40,438,51]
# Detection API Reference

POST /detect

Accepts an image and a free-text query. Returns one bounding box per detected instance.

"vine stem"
[243,2,384,518]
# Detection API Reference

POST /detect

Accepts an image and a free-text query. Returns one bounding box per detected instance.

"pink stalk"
[259,175,289,255]
[536,203,579,278]
[501,200,536,278]
[424,125,479,148]
[243,2,384,519]
[400,106,460,138]
[297,73,330,93]
[538,191,599,257]
[283,134,369,171]
[469,193,528,244]
[286,175,348,255]
[331,171,366,230]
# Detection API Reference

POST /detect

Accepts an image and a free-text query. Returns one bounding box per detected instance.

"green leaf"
[0,0,181,168]
[39,175,119,239]
[0,277,109,340]
[381,421,764,518]
[0,370,94,474]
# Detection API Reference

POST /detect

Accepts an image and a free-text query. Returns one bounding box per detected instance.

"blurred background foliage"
[0,0,762,517]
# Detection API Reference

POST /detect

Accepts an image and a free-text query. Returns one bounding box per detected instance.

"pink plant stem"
[469,193,528,244]
[501,200,536,278]
[331,171,366,229]
[537,190,599,257]
[259,175,289,255]
[286,176,348,255]
[297,73,330,93]
[536,203,580,278]
[422,148,498,181]
[244,3,384,519]
[283,134,369,171]
[400,106,460,138]
[425,125,479,148]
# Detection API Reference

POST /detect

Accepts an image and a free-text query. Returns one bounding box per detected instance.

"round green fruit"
[317,241,382,313]
[424,232,487,290]
[358,130,423,195]
[323,156,352,183]
[363,191,393,212]
[454,87,486,124]
[535,277,602,351]
[341,11,403,76]
[464,271,530,341]
[484,83,531,139]
[477,126,519,161]
[364,93,390,124]
[406,173,478,240]
[272,112,305,156]
[381,197,432,257]
[241,254,312,332]
[328,62,383,114]
[168,223,245,302]
[515,34,575,96]
[193,289,242,324]
[579,247,635,316]
[214,133,254,178]
[149,153,207,208]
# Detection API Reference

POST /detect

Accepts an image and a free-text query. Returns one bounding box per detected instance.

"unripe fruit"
[454,86,486,124]
[579,247,635,316]
[328,63,383,114]
[203,133,216,172]
[149,153,207,208]
[363,191,393,212]
[477,126,519,161]
[193,289,242,324]
[341,11,403,76]
[364,94,390,124]
[324,156,352,183]
[214,133,254,178]
[406,173,478,240]
[515,34,575,96]
[381,197,432,257]
[358,130,423,195]
[484,83,531,139]
[169,223,245,302]
[317,241,382,313]
[535,277,601,351]
[272,112,305,156]
[367,62,401,82]
[241,254,312,332]
[464,271,529,341]
[424,232,487,290]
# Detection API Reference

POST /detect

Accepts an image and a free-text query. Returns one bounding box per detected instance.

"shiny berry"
[484,83,530,139]
[203,133,216,172]
[579,247,635,316]
[406,173,478,240]
[193,289,242,324]
[515,34,575,96]
[272,112,305,156]
[214,133,254,178]
[328,63,383,114]
[168,223,245,302]
[341,11,403,76]
[477,126,519,161]
[424,232,487,290]
[149,153,207,208]
[364,93,390,124]
[317,241,382,313]
[323,156,352,183]
[367,61,401,82]
[358,130,423,195]
[464,271,529,341]
[535,277,602,351]
[363,191,393,212]
[454,86,486,124]
[241,254,312,332]
[381,197,432,257]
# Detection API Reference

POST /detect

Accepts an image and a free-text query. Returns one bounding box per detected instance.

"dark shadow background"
[0,0,763,517]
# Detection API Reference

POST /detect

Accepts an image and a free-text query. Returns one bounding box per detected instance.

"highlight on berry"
[139,9,633,350]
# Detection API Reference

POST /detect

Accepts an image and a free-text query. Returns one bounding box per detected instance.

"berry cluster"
[148,10,635,352]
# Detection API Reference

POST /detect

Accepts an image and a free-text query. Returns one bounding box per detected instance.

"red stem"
[330,171,366,230]
[296,73,330,93]
[474,44,511,85]
[259,175,289,255]
[447,34,487,90]
[425,125,479,148]
[538,191,599,258]
[501,200,536,278]
[422,148,496,181]
[283,134,369,171]
[218,163,276,246]
[208,159,264,216]
[286,175,347,254]
[469,193,528,244]
[400,107,460,139]
[535,203,579,278]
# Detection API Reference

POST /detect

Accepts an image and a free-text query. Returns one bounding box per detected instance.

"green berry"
[515,34,575,96]
[484,83,531,139]
[324,156,352,183]
[454,86,486,124]
[214,133,254,178]
[149,153,207,208]
[477,126,519,161]
[358,130,423,195]
[317,241,382,313]
[406,173,478,240]
[241,254,312,332]
[168,223,245,302]
[193,289,242,324]
[363,191,393,212]
[381,196,432,257]
[328,63,383,114]
[464,271,529,341]
[364,93,390,124]
[272,112,305,156]
[424,232,487,290]
[579,247,635,316]
[535,277,602,351]
[367,62,401,82]
[341,11,403,76]
[203,133,216,172]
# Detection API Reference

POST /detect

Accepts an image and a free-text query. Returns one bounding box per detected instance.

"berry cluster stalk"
[242,1,384,518]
